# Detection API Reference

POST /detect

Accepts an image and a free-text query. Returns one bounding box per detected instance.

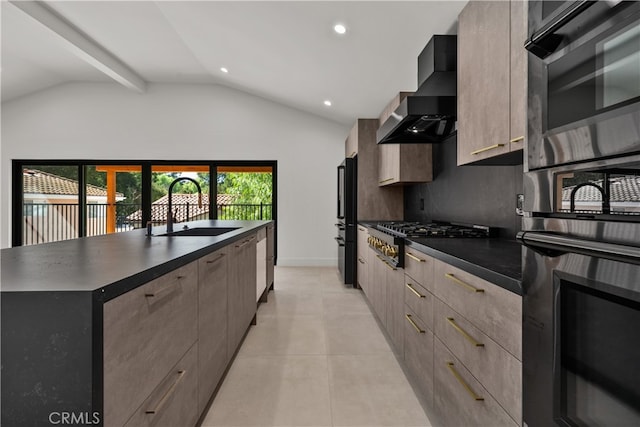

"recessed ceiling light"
[324,100,332,107]
[333,24,347,35]
[220,67,229,73]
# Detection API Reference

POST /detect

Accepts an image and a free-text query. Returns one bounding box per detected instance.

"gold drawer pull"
[358,226,366,231]
[379,178,395,184]
[358,257,365,264]
[235,236,256,248]
[349,151,356,157]
[145,370,186,415]
[444,273,484,293]
[405,314,425,334]
[206,253,226,264]
[510,136,524,143]
[406,252,426,263]
[470,143,505,156]
[446,362,484,401]
[447,317,484,347]
[406,283,426,298]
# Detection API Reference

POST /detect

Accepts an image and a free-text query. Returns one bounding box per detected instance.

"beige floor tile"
[322,291,372,316]
[324,313,392,355]
[328,354,431,427]
[201,355,332,427]
[258,290,325,318]
[238,316,326,356]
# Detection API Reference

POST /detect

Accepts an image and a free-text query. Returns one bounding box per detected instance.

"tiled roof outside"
[23,169,124,198]
[562,176,640,202]
[127,193,237,222]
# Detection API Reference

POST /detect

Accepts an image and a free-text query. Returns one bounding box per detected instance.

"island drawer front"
[433,338,519,427]
[197,247,229,414]
[403,305,435,408]
[103,261,198,427]
[433,259,521,359]
[404,276,434,333]
[124,343,198,427]
[404,246,434,292]
[434,298,522,423]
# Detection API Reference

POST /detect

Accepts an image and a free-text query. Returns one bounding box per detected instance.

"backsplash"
[404,136,524,239]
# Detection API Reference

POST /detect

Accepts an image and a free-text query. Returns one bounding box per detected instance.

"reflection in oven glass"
[557,170,640,216]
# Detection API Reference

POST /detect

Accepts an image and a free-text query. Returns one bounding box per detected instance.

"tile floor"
[201,266,432,427]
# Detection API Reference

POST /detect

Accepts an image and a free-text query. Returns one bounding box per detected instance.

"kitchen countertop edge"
[1,220,273,301]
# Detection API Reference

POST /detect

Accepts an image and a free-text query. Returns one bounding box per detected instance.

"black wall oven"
[523,2,640,425]
[527,0,640,171]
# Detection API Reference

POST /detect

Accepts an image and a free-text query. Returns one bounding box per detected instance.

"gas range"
[377,221,494,239]
[367,221,495,268]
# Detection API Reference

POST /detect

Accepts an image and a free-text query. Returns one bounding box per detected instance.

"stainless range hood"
[377,35,457,144]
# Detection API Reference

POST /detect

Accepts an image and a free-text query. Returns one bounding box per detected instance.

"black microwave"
[527,0,640,171]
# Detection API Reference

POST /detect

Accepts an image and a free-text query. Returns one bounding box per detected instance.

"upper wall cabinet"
[457,1,527,166]
[378,93,433,186]
[345,119,403,220]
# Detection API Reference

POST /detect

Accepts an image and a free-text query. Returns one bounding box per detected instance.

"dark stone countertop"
[406,238,522,295]
[1,220,272,302]
[359,222,522,295]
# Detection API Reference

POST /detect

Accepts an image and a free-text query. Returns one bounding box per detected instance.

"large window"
[12,161,277,252]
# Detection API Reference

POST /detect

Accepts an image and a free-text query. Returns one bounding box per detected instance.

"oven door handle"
[517,231,640,264]
[525,0,596,59]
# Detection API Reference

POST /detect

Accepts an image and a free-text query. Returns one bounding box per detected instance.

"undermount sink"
[158,227,240,237]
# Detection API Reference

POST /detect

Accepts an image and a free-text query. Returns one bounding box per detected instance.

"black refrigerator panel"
[337,157,356,285]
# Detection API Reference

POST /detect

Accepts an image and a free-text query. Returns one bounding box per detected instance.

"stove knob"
[388,247,397,257]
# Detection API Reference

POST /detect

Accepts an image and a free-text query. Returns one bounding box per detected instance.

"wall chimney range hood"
[377,35,457,144]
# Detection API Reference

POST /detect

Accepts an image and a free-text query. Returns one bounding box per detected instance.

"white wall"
[1,82,348,266]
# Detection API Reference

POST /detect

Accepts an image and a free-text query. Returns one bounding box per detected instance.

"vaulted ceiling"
[1,1,467,125]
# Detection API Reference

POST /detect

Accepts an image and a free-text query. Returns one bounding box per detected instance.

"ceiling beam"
[9,0,146,93]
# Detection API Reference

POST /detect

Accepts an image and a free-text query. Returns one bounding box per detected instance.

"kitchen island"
[1,220,273,427]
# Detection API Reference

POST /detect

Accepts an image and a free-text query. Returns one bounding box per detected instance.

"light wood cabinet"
[197,247,229,414]
[433,259,522,359]
[377,93,433,186]
[256,229,267,302]
[385,264,405,357]
[404,305,435,408]
[434,298,522,423]
[124,343,199,427]
[370,251,388,326]
[227,233,257,359]
[433,338,519,427]
[266,223,275,291]
[356,226,369,294]
[103,262,198,427]
[347,119,403,220]
[457,1,526,165]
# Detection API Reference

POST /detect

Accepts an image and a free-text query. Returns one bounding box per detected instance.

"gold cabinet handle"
[358,257,365,264]
[446,317,484,347]
[446,362,484,401]
[206,253,226,264]
[145,370,186,414]
[444,273,484,293]
[470,143,505,156]
[406,283,426,298]
[376,255,397,270]
[358,226,366,232]
[406,252,426,263]
[349,151,356,157]
[405,314,425,334]
[509,136,524,143]
[379,178,395,184]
